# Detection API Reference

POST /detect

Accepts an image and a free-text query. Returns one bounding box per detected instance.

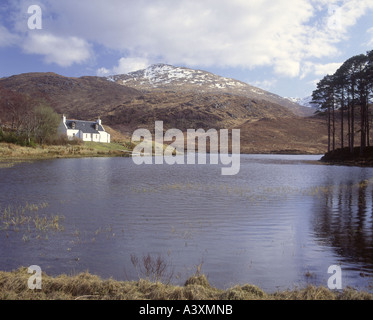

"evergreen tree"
[312,51,373,154]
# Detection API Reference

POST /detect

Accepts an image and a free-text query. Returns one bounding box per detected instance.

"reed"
[0,202,64,239]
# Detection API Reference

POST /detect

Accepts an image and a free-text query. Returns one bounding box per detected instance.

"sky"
[0,0,373,99]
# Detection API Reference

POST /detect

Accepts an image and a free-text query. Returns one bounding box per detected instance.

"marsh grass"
[0,141,132,162]
[0,202,64,240]
[1,268,372,300]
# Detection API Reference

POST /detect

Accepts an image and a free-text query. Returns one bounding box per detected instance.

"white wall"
[58,119,111,143]
[68,130,81,140]
[93,133,100,142]
[99,132,110,143]
[81,133,91,141]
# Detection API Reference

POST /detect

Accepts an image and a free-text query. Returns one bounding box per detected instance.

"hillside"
[104,90,297,136]
[238,116,327,154]
[0,72,140,120]
[109,64,313,117]
[0,67,326,154]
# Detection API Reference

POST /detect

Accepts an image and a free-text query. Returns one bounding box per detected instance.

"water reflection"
[2,155,373,291]
[312,177,373,273]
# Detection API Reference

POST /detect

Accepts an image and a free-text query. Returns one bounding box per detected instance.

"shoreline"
[0,142,324,163]
[320,146,373,168]
[7,142,373,169]
[320,159,373,167]
[1,268,372,300]
[0,142,132,167]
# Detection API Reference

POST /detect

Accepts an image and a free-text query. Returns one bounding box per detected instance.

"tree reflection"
[312,179,373,270]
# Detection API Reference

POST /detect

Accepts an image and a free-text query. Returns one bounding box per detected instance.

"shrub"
[46,135,83,146]
[130,253,174,284]
[0,130,36,147]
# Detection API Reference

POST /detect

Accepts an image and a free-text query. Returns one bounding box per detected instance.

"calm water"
[1,154,373,292]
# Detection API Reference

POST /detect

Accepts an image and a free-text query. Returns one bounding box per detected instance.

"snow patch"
[285,96,316,108]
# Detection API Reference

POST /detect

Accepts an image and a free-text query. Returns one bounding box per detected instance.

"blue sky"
[1,0,373,99]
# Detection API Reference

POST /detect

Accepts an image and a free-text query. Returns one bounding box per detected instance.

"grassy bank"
[0,142,132,166]
[1,268,372,300]
[0,141,324,168]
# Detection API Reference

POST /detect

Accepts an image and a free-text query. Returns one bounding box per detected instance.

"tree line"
[311,50,373,154]
[0,87,60,146]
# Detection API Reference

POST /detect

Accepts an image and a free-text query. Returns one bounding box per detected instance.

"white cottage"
[58,115,111,143]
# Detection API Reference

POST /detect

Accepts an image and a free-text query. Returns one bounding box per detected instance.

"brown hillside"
[111,64,314,117]
[237,116,328,154]
[104,91,296,136]
[0,72,327,154]
[0,73,140,120]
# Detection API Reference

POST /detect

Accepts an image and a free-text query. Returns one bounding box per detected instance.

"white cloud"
[252,79,278,91]
[96,67,111,77]
[337,0,373,31]
[40,0,315,76]
[22,32,92,67]
[309,79,321,87]
[366,27,373,47]
[313,0,373,33]
[301,61,343,79]
[7,0,373,77]
[112,57,150,74]
[313,62,343,76]
[97,57,150,76]
[0,25,19,47]
[274,60,301,78]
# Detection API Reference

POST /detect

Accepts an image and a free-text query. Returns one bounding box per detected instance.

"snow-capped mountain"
[108,63,257,92]
[107,64,313,116]
[286,96,317,108]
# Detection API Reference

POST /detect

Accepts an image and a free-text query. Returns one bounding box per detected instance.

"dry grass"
[1,268,372,300]
[0,142,131,163]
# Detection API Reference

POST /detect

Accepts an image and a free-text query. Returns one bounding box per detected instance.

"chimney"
[62,114,66,123]
[97,117,102,126]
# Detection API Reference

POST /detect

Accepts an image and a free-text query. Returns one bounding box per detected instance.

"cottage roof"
[66,120,104,134]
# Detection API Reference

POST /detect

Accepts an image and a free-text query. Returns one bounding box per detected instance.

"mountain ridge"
[108,64,314,117]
